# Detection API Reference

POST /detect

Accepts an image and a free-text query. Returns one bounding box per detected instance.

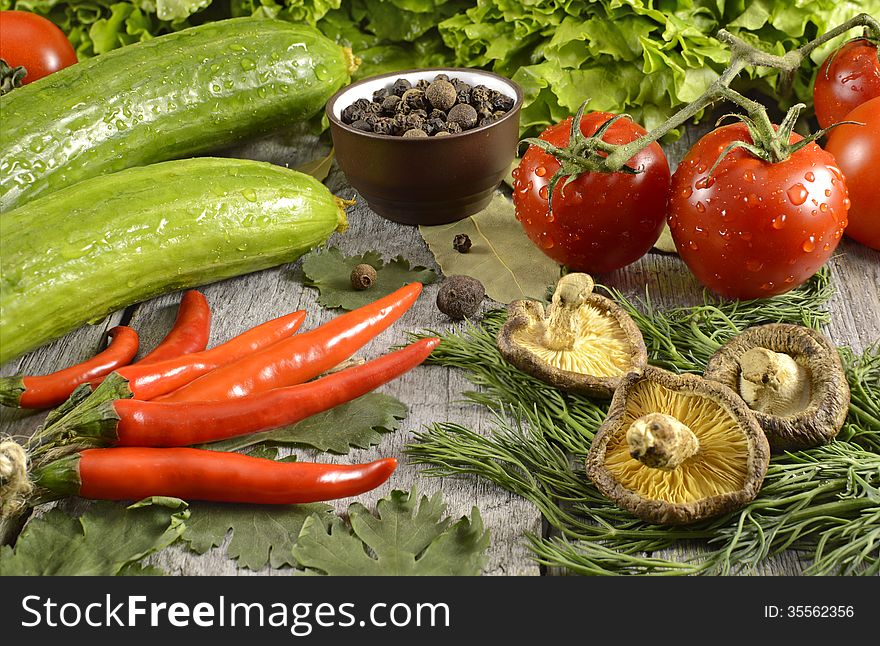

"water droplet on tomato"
[760,282,775,291]
[824,188,832,197]
[784,275,795,284]
[843,197,851,210]
[802,236,816,252]
[787,184,808,206]
[819,203,828,213]
[695,201,706,213]
[696,163,707,174]
[511,167,520,179]
[688,241,699,251]
[772,215,787,229]
[743,171,756,183]
[746,193,760,206]
[681,186,693,198]
[823,242,831,251]
[535,166,547,177]
[539,186,548,200]
[695,176,715,190]
[746,259,763,272]
[804,171,815,182]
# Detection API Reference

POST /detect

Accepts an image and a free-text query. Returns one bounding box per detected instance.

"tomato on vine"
[668,121,849,300]
[813,38,880,129]
[825,96,880,250]
[512,108,670,274]
[0,11,77,86]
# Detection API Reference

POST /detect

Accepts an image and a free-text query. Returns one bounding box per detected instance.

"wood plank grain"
[123,134,541,576]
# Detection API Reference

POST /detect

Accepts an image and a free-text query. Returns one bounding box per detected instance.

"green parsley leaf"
[182,503,334,571]
[302,247,436,311]
[200,392,407,455]
[293,487,489,575]
[0,497,187,576]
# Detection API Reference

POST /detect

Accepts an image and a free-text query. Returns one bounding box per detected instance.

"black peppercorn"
[456,87,471,105]
[415,79,430,91]
[470,84,491,105]
[445,121,462,134]
[429,108,447,120]
[405,113,426,131]
[491,93,515,112]
[479,115,499,127]
[447,103,478,130]
[373,117,396,135]
[391,78,412,96]
[350,264,378,290]
[341,105,363,124]
[425,117,446,135]
[436,275,485,320]
[434,73,450,82]
[453,234,472,253]
[350,119,372,132]
[353,98,372,111]
[372,87,389,102]
[401,88,428,111]
[381,95,401,113]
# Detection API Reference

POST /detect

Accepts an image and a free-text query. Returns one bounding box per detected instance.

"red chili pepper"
[158,282,423,403]
[116,309,306,401]
[36,448,397,504]
[101,337,438,446]
[88,290,212,390]
[137,290,212,364]
[0,327,139,409]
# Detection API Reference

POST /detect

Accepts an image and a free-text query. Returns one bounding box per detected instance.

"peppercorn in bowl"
[326,68,522,225]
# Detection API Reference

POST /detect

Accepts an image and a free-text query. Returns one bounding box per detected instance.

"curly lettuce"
[7,0,878,136]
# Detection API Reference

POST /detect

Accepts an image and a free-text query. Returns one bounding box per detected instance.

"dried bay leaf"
[653,222,679,254]
[419,193,561,303]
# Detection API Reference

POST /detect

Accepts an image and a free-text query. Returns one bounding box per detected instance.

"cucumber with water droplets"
[0,18,356,212]
[0,157,347,364]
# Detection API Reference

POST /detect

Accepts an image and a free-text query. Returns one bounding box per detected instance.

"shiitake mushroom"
[586,367,770,525]
[497,273,647,398]
[704,323,850,450]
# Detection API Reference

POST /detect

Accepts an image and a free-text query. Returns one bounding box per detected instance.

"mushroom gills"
[737,347,811,417]
[511,303,635,377]
[605,381,750,504]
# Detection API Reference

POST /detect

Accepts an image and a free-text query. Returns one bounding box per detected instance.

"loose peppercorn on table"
[2,123,878,575]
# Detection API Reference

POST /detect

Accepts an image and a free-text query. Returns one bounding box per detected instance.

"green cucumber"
[0,18,356,212]
[0,157,347,364]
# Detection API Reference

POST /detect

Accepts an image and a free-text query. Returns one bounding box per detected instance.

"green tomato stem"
[599,12,879,172]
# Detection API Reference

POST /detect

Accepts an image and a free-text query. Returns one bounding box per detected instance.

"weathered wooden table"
[2,124,878,575]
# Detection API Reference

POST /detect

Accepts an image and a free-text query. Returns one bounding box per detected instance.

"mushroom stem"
[737,347,811,416]
[626,413,700,470]
[543,273,594,351]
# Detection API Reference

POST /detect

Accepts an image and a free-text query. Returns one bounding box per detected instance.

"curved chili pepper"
[0,327,139,409]
[158,282,423,403]
[102,337,438,446]
[35,448,398,504]
[88,290,212,390]
[138,290,212,364]
[117,309,306,401]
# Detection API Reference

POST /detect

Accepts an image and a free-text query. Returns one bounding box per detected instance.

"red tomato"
[0,11,77,84]
[668,123,849,300]
[825,96,880,250]
[512,112,670,274]
[813,38,880,129]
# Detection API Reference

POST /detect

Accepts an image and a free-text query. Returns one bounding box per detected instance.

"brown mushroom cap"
[496,273,648,398]
[586,367,770,525]
[704,323,850,451]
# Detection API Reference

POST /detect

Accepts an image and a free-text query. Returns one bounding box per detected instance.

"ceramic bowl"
[326,67,522,225]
